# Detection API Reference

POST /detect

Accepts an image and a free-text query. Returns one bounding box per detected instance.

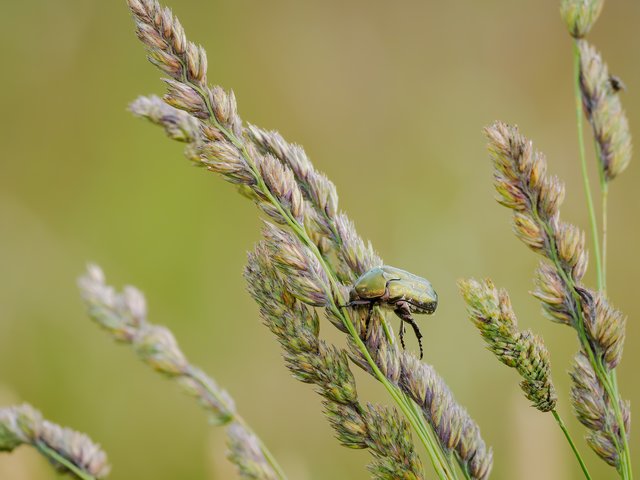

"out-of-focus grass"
[0,0,638,478]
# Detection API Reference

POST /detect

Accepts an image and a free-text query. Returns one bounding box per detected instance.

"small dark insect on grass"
[609,75,626,92]
[345,265,438,359]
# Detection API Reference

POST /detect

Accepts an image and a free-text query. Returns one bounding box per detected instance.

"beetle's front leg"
[365,302,374,338]
[339,298,375,339]
[394,301,424,359]
[339,299,372,308]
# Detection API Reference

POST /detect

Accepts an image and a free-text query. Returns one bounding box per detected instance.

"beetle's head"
[406,283,438,315]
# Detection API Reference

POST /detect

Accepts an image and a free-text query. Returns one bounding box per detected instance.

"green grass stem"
[572,40,604,292]
[552,409,592,480]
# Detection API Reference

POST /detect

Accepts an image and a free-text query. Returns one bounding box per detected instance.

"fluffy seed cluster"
[458,278,557,412]
[78,265,278,479]
[127,0,492,477]
[560,0,603,38]
[485,122,629,469]
[0,403,110,479]
[246,243,424,479]
[578,40,632,181]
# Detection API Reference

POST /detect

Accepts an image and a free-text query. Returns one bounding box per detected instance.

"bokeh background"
[1,0,639,478]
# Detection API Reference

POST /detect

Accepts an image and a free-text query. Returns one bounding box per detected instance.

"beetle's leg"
[339,299,371,308]
[364,303,374,339]
[398,318,406,351]
[404,316,423,360]
[394,302,424,360]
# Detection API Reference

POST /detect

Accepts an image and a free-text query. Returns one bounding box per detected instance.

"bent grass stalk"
[131,94,455,478]
[232,114,454,478]
[35,443,95,480]
[77,265,286,480]
[0,403,110,480]
[125,1,492,478]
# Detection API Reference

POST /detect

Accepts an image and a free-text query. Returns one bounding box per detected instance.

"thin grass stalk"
[551,409,592,480]
[576,37,632,294]
[0,403,110,480]
[576,34,634,477]
[562,4,633,475]
[77,265,285,480]
[458,278,591,479]
[572,40,603,292]
[601,184,608,292]
[125,1,492,477]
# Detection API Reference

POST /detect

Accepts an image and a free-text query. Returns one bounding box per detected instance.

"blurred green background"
[1,0,638,478]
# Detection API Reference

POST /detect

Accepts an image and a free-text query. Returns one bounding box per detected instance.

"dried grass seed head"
[129,95,201,145]
[570,351,628,468]
[532,262,574,326]
[486,122,565,225]
[485,123,593,328]
[226,423,278,480]
[128,0,207,85]
[262,222,330,307]
[0,404,110,479]
[583,292,626,370]
[79,265,236,423]
[579,40,632,181]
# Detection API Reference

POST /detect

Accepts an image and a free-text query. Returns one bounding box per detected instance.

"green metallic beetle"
[345,266,438,359]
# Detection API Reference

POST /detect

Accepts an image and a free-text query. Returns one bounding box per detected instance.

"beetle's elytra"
[345,265,438,359]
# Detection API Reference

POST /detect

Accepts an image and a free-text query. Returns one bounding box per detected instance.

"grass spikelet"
[583,293,626,370]
[560,0,604,38]
[227,424,279,480]
[0,403,110,479]
[578,40,632,181]
[78,264,284,479]
[458,278,557,412]
[129,94,200,145]
[532,261,574,326]
[570,352,630,468]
